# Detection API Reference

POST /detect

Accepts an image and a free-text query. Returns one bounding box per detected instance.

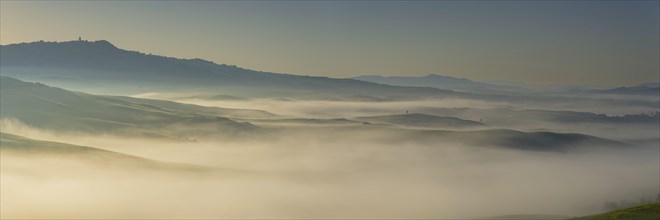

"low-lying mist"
[1,117,658,219]
[168,97,660,140]
[136,92,660,117]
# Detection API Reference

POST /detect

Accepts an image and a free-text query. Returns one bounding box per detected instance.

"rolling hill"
[109,95,276,119]
[0,76,257,138]
[0,132,205,171]
[0,76,631,152]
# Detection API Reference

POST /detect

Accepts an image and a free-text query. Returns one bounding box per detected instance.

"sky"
[1,1,658,86]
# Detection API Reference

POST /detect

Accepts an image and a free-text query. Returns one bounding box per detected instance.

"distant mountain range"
[570,83,660,96]
[2,40,656,102]
[0,40,460,100]
[353,74,530,94]
[353,74,660,96]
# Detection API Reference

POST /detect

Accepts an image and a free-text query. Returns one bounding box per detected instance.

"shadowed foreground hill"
[570,203,660,220]
[0,76,256,138]
[0,132,205,171]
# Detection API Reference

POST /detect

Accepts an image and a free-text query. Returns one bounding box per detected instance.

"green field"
[571,203,660,220]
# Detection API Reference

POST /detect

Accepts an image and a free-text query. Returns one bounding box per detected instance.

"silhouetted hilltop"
[1,40,233,74]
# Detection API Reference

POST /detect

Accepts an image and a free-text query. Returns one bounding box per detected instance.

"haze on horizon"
[1,0,658,86]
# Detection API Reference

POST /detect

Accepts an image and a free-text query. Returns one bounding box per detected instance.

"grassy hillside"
[571,203,660,220]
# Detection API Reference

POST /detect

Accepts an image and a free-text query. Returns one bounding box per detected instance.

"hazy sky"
[1,1,658,86]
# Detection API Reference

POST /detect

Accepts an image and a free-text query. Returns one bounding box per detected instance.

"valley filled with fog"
[3,0,660,218]
[1,74,658,219]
